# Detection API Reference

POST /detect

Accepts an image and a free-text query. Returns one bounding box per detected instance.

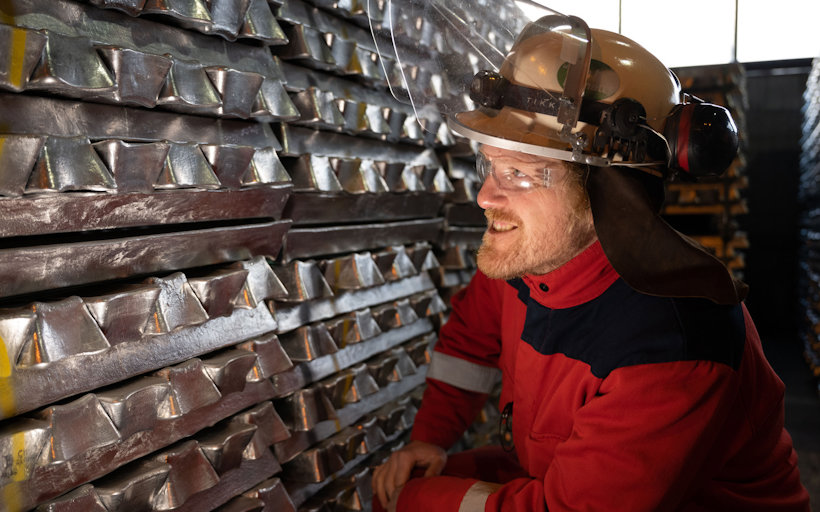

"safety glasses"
[476,151,558,191]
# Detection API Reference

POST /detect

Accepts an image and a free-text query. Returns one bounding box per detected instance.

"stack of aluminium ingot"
[799,58,820,380]
[665,63,751,279]
[0,0,521,510]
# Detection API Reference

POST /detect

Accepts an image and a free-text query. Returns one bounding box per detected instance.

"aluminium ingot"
[0,24,46,92]
[96,47,173,108]
[324,308,382,348]
[321,252,386,292]
[229,401,291,459]
[278,323,338,362]
[36,394,121,464]
[331,157,390,194]
[155,142,221,189]
[26,136,116,193]
[157,57,221,113]
[151,440,220,510]
[142,0,213,30]
[197,421,258,475]
[231,256,289,308]
[371,246,418,282]
[245,146,292,185]
[0,134,45,196]
[272,261,334,303]
[91,139,169,194]
[287,154,343,192]
[144,273,209,334]
[85,284,162,346]
[27,32,115,95]
[205,67,265,118]
[275,386,336,432]
[200,350,259,396]
[236,333,294,379]
[87,0,148,16]
[94,459,171,512]
[35,484,108,512]
[187,269,250,319]
[20,297,110,366]
[204,0,250,40]
[240,0,288,45]
[95,376,173,440]
[155,359,222,417]
[198,144,255,189]
[242,477,295,512]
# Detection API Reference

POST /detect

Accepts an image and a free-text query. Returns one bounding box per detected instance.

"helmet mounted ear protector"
[469,70,739,180]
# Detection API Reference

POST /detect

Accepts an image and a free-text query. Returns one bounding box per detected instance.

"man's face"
[475,145,597,279]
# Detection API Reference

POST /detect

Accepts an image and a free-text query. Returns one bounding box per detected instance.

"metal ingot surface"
[0,134,44,196]
[36,484,108,512]
[372,246,418,281]
[199,144,255,189]
[284,441,344,483]
[96,376,172,439]
[155,142,221,189]
[205,67,264,118]
[322,252,386,292]
[288,154,342,192]
[142,0,213,28]
[187,269,249,319]
[26,135,116,193]
[371,298,419,331]
[319,363,379,409]
[205,0,249,40]
[357,416,387,453]
[0,24,46,92]
[280,24,335,69]
[291,87,344,126]
[332,427,366,462]
[218,495,265,512]
[37,394,121,463]
[0,417,50,486]
[279,323,338,362]
[198,421,258,475]
[85,285,161,346]
[91,139,169,193]
[28,32,115,94]
[88,0,148,16]
[231,257,289,308]
[201,349,258,396]
[243,477,295,512]
[144,273,209,334]
[94,459,171,512]
[332,157,389,194]
[404,333,436,367]
[157,57,221,112]
[409,243,441,271]
[240,0,288,44]
[152,441,220,510]
[237,333,293,379]
[273,261,334,302]
[276,386,336,431]
[410,290,448,318]
[245,146,292,185]
[325,308,381,348]
[230,401,290,459]
[155,359,222,416]
[21,297,110,366]
[96,47,173,107]
[0,310,36,377]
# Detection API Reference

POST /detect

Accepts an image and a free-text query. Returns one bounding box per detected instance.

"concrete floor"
[764,335,820,510]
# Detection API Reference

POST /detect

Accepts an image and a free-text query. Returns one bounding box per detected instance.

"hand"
[372,440,447,509]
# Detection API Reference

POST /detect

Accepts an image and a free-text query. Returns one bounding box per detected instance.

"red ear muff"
[663,103,739,179]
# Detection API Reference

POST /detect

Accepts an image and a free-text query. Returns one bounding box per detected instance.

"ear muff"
[663,102,739,179]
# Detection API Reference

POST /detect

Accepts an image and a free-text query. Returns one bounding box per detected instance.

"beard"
[476,207,596,280]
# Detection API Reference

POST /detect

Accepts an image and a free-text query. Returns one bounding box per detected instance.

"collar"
[519,240,620,309]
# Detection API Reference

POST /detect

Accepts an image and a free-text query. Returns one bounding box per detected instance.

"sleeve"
[402,360,740,512]
[410,271,505,450]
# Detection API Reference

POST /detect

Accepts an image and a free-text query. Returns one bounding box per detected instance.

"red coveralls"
[393,241,809,511]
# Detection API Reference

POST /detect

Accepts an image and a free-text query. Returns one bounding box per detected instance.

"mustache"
[485,208,522,225]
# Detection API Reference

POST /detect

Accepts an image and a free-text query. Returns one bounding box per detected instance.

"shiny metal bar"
[0,186,291,237]
[152,441,221,510]
[240,477,296,512]
[26,135,116,193]
[22,297,110,365]
[97,46,174,108]
[0,134,44,196]
[229,401,291,459]
[0,23,47,92]
[281,218,443,261]
[321,252,386,292]
[155,359,223,417]
[274,272,436,333]
[36,395,121,463]
[198,422,258,475]
[272,261,334,303]
[283,191,443,226]
[236,333,294,379]
[96,376,172,439]
[0,220,291,299]
[201,350,259,396]
[35,484,109,512]
[325,308,382,348]
[188,269,249,319]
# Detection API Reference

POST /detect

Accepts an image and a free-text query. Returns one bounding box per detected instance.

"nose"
[476,172,507,210]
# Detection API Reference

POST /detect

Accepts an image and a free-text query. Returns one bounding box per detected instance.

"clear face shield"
[368,0,609,165]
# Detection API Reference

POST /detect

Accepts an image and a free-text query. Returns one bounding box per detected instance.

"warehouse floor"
[764,335,820,509]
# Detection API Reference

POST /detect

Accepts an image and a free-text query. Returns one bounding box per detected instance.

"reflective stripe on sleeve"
[427,351,500,394]
[458,481,503,512]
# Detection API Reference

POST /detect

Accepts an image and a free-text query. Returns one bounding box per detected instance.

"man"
[370,8,810,512]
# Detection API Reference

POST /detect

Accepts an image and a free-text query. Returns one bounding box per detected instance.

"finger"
[423,456,445,477]
[373,463,389,508]
[392,453,414,492]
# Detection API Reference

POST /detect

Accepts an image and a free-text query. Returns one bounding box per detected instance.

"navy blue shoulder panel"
[506,278,746,379]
